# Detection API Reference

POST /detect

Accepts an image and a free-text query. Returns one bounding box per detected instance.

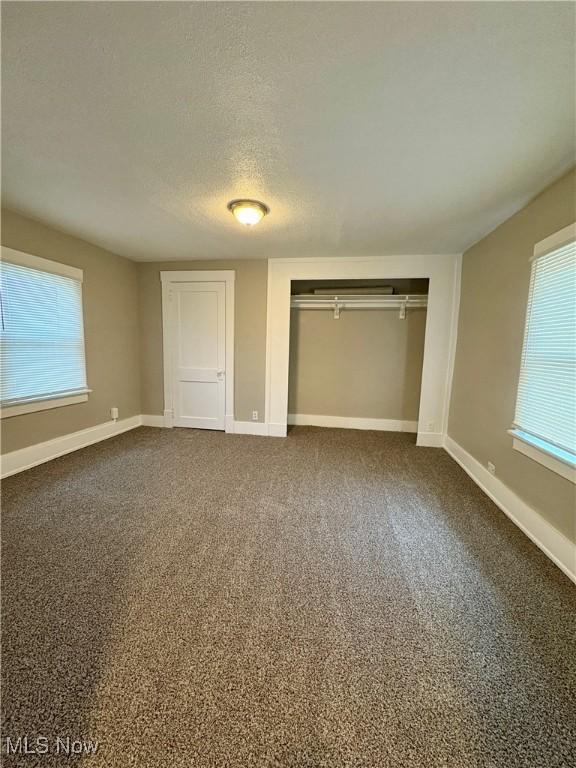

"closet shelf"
[290,293,428,319]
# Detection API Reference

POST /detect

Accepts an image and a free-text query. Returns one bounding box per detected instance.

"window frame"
[509,223,576,484]
[0,247,91,419]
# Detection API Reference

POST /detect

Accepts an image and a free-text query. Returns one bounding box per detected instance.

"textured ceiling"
[2,2,575,261]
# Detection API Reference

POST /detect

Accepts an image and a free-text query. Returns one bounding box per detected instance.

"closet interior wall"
[288,279,429,425]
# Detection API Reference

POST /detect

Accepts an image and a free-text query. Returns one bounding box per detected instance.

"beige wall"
[138,260,267,423]
[1,209,141,453]
[448,169,576,543]
[289,308,426,420]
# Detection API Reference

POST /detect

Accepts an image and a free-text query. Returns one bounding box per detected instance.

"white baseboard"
[141,414,165,427]
[142,416,269,436]
[444,435,576,585]
[233,421,269,436]
[417,431,444,447]
[288,413,418,433]
[268,422,287,437]
[139,414,422,438]
[1,415,143,479]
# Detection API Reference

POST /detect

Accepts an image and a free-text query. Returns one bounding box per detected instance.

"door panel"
[178,291,219,369]
[171,282,225,429]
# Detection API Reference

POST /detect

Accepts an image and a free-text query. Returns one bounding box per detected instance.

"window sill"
[509,429,576,484]
[0,391,91,419]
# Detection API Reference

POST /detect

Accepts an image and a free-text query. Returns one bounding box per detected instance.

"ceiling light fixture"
[227,199,269,226]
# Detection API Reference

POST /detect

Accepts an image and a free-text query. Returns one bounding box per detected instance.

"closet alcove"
[288,278,429,433]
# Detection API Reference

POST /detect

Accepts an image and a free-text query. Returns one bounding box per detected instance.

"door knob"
[217,370,225,378]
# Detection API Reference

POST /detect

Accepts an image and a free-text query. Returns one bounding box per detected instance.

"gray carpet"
[1,426,575,767]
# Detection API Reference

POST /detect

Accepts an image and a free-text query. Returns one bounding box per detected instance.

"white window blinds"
[513,238,576,463]
[0,260,88,406]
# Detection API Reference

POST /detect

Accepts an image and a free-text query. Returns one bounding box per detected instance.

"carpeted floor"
[1,426,575,767]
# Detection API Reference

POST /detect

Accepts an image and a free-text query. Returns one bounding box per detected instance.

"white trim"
[532,222,576,260]
[288,414,418,432]
[268,422,287,437]
[509,430,576,484]
[161,274,173,422]
[1,391,90,418]
[444,435,576,585]
[233,420,269,436]
[141,414,166,428]
[269,255,462,264]
[160,270,235,283]
[416,432,444,448]
[160,270,235,433]
[265,255,460,443]
[441,253,462,436]
[264,266,275,430]
[130,415,421,438]
[1,246,83,281]
[0,415,142,478]
[138,416,270,435]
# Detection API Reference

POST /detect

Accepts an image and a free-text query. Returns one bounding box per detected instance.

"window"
[0,247,89,418]
[510,223,576,483]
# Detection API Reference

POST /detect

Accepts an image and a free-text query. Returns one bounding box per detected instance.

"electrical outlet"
[487,461,496,476]
[110,407,119,421]
[423,420,434,432]
[252,410,258,422]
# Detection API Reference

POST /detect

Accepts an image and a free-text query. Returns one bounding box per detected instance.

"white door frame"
[265,255,461,445]
[161,270,235,432]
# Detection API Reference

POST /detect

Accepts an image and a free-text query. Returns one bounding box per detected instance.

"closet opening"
[288,278,429,435]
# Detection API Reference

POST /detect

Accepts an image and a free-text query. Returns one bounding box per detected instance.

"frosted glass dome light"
[227,199,269,226]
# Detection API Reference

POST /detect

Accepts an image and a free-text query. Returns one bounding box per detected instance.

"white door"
[170,281,226,430]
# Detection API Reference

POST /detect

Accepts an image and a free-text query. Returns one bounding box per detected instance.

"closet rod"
[291,293,428,320]
[290,294,427,319]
